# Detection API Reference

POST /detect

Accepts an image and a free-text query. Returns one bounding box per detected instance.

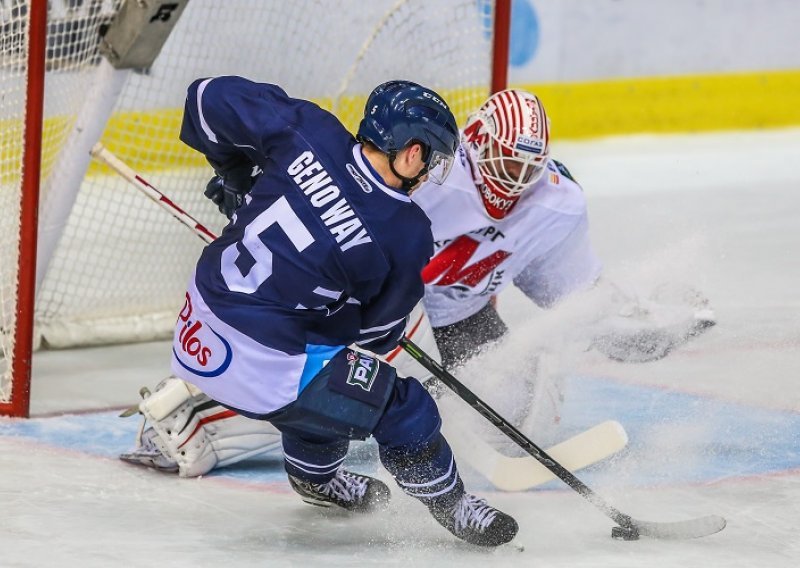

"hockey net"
[0,0,504,416]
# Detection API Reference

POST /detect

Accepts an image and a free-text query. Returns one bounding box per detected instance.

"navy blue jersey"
[180,76,433,357]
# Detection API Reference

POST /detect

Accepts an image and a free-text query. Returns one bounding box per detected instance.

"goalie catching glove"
[120,376,281,477]
[590,282,716,363]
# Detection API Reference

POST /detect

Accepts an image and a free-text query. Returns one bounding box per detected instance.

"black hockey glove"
[204,164,258,218]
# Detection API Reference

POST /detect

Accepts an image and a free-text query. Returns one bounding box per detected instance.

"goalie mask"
[462,89,551,219]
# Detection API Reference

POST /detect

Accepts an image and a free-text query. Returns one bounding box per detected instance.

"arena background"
[507,0,800,137]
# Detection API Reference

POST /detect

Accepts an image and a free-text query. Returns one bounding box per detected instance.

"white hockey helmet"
[462,89,551,218]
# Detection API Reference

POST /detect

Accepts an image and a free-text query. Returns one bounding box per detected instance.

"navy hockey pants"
[239,348,461,503]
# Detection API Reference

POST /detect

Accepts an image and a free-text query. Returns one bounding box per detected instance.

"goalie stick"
[400,337,727,540]
[89,143,216,244]
[443,417,627,492]
[89,144,629,491]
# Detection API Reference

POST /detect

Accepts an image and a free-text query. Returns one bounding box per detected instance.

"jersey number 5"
[221,196,315,293]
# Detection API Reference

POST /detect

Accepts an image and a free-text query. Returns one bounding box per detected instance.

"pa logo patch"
[346,352,380,392]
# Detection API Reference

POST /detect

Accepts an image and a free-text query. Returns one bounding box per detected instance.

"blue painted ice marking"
[1,375,797,489]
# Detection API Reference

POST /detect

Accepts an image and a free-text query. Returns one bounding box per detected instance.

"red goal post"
[0,0,511,417]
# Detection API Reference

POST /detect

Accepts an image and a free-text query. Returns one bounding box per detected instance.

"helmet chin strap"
[389,152,427,193]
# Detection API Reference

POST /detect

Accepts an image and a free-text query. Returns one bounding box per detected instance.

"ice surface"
[1,129,799,567]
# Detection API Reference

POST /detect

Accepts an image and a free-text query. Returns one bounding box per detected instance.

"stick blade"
[490,420,628,491]
[443,418,628,491]
[632,514,727,540]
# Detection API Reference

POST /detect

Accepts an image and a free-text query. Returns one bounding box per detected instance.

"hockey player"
[408,88,598,369]
[123,88,713,502]
[153,76,517,547]
[406,88,713,371]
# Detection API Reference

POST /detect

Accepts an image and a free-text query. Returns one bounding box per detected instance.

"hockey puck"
[611,526,640,541]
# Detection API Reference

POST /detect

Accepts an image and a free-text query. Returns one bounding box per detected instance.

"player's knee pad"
[372,377,442,449]
[131,376,281,477]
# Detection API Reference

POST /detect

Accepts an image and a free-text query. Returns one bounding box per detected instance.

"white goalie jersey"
[412,144,603,327]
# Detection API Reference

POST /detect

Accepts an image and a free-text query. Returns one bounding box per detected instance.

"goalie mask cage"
[0,0,510,417]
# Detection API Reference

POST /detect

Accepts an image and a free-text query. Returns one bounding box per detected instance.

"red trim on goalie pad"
[177,409,238,449]
[385,312,425,363]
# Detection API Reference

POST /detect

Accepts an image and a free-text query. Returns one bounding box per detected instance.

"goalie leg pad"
[124,377,282,477]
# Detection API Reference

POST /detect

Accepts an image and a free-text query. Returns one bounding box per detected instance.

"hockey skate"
[119,427,178,472]
[289,469,390,513]
[429,492,518,547]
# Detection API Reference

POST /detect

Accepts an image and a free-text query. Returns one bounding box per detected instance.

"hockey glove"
[590,283,716,363]
[204,164,259,218]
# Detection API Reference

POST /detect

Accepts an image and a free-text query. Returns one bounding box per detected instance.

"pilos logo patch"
[172,292,233,377]
[345,352,380,391]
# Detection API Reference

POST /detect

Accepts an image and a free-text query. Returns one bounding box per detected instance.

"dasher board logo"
[346,352,379,391]
[173,292,233,377]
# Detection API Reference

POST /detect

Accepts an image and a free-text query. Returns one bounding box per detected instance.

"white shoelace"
[317,471,368,502]
[452,494,498,533]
